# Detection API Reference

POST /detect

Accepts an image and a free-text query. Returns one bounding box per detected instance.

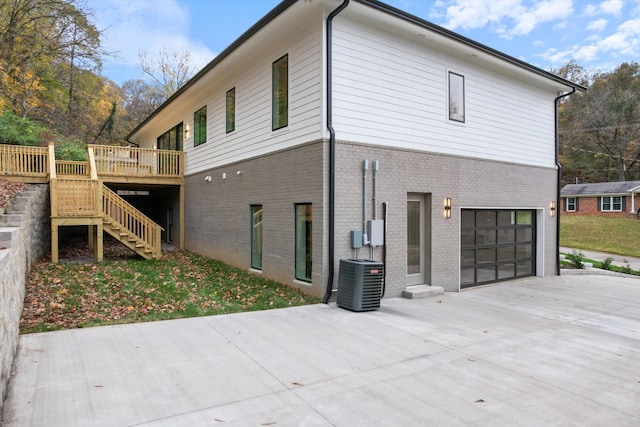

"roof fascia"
[126,0,298,141]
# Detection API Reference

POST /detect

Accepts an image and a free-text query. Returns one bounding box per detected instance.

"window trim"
[193,106,207,147]
[448,71,465,123]
[294,203,312,282]
[272,54,289,131]
[250,205,262,270]
[601,196,622,212]
[226,87,235,134]
[566,197,576,212]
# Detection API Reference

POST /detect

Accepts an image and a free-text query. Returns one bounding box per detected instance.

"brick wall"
[184,139,558,300]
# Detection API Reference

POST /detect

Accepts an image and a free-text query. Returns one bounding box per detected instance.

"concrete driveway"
[3,274,640,426]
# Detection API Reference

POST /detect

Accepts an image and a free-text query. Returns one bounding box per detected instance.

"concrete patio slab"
[3,274,640,426]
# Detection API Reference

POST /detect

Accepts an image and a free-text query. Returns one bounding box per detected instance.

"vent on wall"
[337,259,384,312]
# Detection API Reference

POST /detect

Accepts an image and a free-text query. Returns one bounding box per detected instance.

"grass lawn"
[560,215,640,258]
[20,250,320,334]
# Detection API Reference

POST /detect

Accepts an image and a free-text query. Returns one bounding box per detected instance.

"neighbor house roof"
[561,181,640,196]
[126,0,586,141]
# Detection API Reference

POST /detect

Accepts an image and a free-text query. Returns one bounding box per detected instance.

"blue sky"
[88,0,640,85]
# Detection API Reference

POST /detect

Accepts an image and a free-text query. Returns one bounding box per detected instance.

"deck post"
[51,222,59,263]
[179,184,185,249]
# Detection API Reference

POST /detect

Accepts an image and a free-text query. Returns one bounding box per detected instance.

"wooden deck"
[1,143,184,262]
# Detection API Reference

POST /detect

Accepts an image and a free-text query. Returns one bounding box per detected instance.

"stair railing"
[102,185,163,258]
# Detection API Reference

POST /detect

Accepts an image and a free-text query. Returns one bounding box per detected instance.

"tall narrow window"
[226,87,236,133]
[272,54,288,130]
[448,71,465,122]
[251,205,262,270]
[295,203,312,282]
[194,106,207,146]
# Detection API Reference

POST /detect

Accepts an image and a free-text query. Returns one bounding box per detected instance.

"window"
[566,197,576,212]
[251,205,262,270]
[448,71,465,122]
[295,203,312,282]
[272,54,288,130]
[194,106,207,147]
[226,87,236,133]
[601,196,622,212]
[157,123,183,151]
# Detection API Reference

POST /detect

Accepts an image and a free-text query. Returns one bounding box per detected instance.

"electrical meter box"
[368,220,384,246]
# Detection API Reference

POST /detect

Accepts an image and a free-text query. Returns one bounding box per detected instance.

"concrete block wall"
[0,184,50,416]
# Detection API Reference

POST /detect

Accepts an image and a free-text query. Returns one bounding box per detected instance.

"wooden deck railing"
[56,160,89,176]
[103,185,162,258]
[0,145,49,178]
[50,178,100,217]
[90,145,183,178]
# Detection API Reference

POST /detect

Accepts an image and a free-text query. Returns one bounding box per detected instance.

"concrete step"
[402,285,444,299]
[0,226,20,248]
[0,214,24,226]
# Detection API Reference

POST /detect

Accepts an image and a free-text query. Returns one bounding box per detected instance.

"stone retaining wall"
[0,184,50,415]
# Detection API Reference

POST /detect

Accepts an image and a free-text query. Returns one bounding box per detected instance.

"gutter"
[322,0,350,304]
[555,87,577,275]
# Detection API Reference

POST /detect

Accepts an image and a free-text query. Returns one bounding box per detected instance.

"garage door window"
[461,209,535,288]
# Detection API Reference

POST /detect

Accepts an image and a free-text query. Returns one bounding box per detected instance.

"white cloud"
[599,0,623,16]
[586,18,607,31]
[441,0,574,39]
[88,0,215,82]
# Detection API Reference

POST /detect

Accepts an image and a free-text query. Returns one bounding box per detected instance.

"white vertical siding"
[331,15,558,168]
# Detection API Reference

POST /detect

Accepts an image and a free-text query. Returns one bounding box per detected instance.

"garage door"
[461,209,535,288]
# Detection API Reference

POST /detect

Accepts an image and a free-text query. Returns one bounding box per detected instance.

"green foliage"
[54,138,88,161]
[566,250,585,269]
[601,257,614,270]
[0,110,45,146]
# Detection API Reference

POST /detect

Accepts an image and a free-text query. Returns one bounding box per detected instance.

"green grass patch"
[20,250,320,333]
[560,215,640,258]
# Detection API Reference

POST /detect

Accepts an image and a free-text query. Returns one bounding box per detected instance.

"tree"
[0,0,103,121]
[138,46,194,101]
[560,62,640,182]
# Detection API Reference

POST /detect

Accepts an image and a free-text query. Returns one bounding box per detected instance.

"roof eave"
[126,0,298,141]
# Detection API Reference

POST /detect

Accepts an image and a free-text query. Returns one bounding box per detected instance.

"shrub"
[566,250,585,269]
[601,257,614,270]
[0,110,46,146]
[54,138,88,161]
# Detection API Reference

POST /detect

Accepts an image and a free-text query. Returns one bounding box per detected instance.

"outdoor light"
[184,124,190,138]
[550,201,556,217]
[443,197,452,219]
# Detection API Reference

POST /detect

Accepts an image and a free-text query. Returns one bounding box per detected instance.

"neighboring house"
[561,181,640,217]
[127,0,584,299]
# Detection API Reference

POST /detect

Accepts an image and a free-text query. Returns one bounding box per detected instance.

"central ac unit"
[337,259,384,312]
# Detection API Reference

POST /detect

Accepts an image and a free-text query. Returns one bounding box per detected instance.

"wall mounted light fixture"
[550,201,556,217]
[204,175,212,182]
[185,124,190,138]
[443,197,452,219]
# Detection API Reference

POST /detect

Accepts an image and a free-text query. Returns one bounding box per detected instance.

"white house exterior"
[128,0,584,300]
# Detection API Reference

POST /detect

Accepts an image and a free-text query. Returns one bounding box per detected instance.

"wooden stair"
[101,185,162,260]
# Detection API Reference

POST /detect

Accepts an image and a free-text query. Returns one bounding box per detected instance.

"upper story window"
[601,196,622,212]
[566,197,576,212]
[226,87,236,133]
[272,54,288,131]
[157,122,183,151]
[448,71,465,123]
[194,106,207,147]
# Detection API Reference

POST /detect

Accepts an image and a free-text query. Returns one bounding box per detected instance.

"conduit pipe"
[322,0,350,304]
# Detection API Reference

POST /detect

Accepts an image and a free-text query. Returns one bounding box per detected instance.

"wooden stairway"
[101,185,162,260]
